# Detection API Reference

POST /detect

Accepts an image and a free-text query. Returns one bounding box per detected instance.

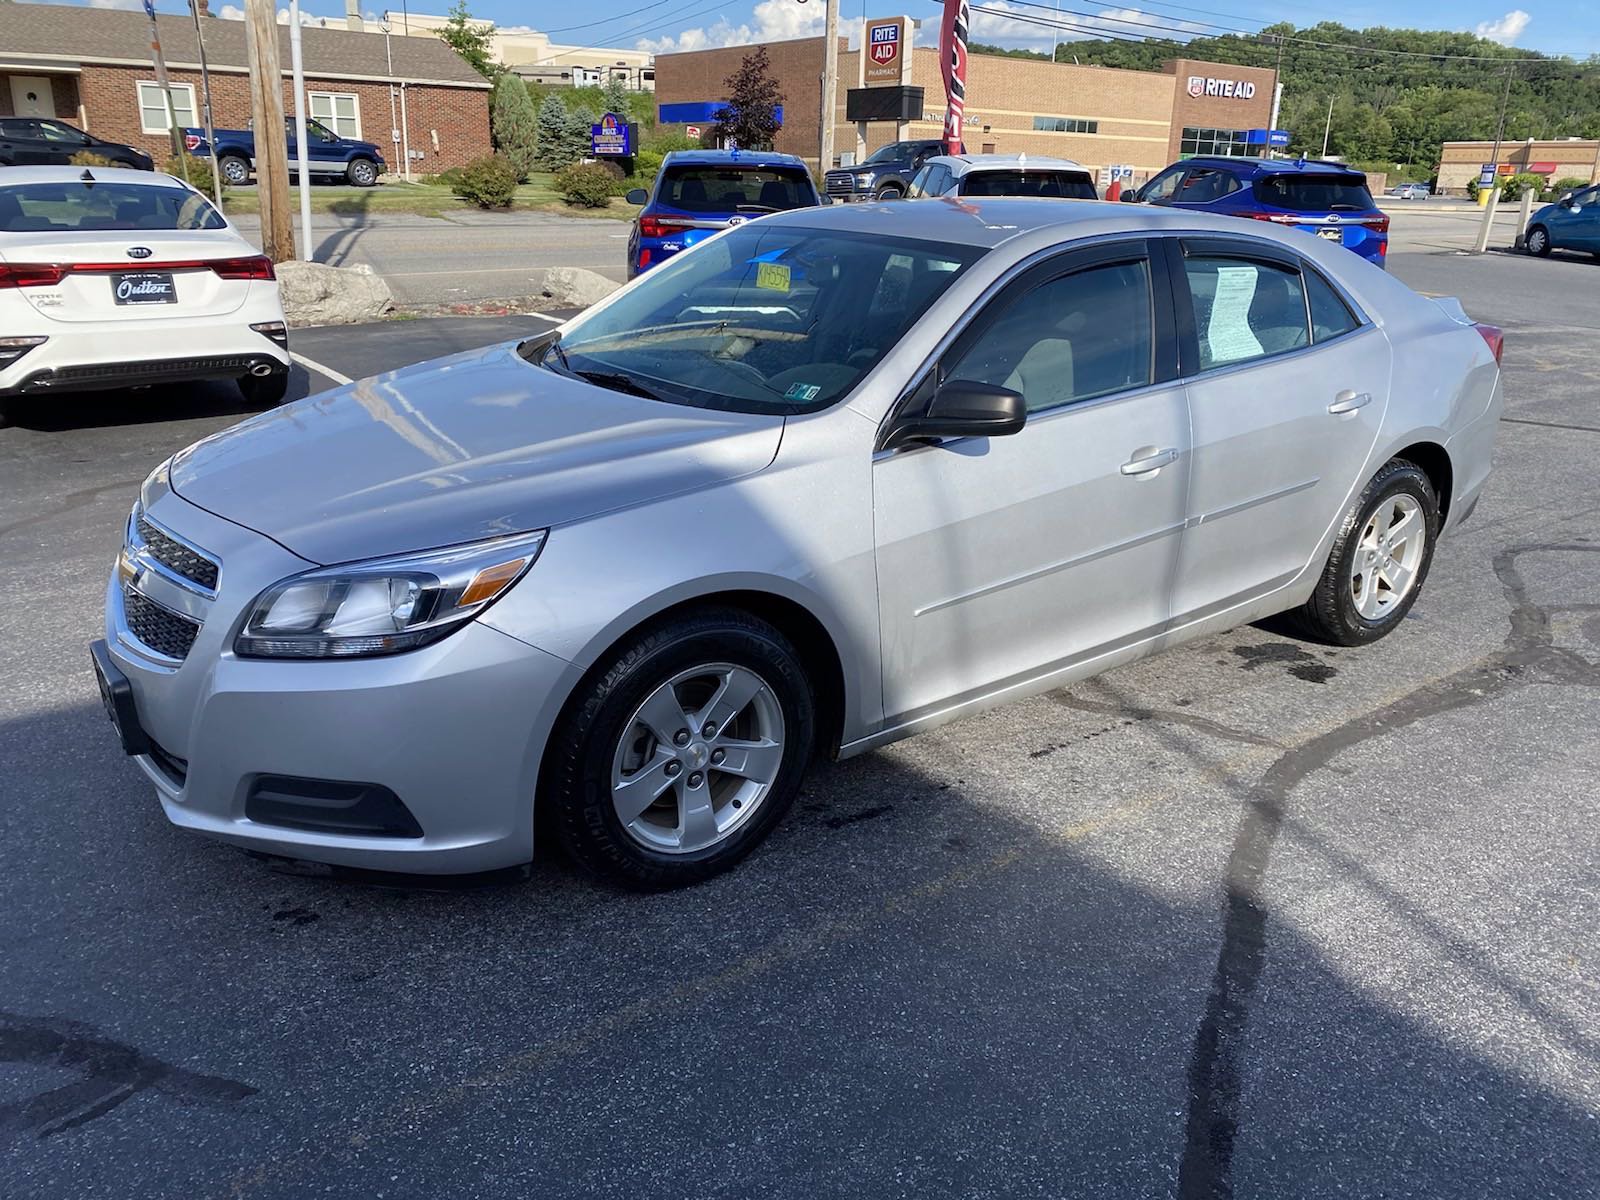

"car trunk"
[0,230,260,324]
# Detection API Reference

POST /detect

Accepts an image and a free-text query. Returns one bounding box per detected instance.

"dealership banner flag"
[939,0,969,155]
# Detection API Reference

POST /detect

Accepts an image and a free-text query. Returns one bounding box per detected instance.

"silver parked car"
[93,200,1503,889]
[906,153,1099,201]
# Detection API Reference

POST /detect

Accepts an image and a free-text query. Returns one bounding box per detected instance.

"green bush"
[70,150,117,167]
[165,154,225,198]
[490,74,539,181]
[1549,175,1589,197]
[553,162,616,208]
[450,155,519,208]
[1500,171,1545,201]
[422,166,467,188]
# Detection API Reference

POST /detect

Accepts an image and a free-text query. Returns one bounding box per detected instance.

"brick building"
[0,3,491,174]
[654,25,1278,182]
[1436,139,1600,196]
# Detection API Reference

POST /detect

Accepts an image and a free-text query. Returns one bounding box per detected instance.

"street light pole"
[287,0,313,261]
[819,0,839,172]
[1320,93,1335,158]
[188,0,222,205]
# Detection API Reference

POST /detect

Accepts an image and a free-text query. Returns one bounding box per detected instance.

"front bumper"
[101,489,583,874]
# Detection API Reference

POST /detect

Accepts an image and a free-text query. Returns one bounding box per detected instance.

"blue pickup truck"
[183,118,387,187]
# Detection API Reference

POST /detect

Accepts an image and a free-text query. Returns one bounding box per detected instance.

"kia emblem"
[127,246,153,259]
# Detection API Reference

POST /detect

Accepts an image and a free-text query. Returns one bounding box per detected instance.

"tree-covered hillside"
[976,21,1600,178]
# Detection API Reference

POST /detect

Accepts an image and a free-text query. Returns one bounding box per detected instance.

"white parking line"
[289,352,353,386]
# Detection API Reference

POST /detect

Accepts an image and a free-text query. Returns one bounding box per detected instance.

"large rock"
[276,260,394,327]
[529,266,620,310]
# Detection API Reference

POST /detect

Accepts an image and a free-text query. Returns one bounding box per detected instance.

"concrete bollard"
[1512,189,1538,250]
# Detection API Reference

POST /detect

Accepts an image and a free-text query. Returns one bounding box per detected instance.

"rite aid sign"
[1187,76,1257,100]
[864,17,909,85]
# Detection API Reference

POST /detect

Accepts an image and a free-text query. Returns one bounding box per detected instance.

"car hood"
[169,341,785,565]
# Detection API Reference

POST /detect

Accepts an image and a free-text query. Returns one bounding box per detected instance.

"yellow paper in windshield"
[755,262,791,292]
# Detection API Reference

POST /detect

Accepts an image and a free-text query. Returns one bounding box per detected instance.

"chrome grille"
[136,515,219,591]
[824,171,858,196]
[122,585,201,661]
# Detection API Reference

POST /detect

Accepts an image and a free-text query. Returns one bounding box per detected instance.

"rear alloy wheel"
[219,155,251,186]
[1526,224,1551,256]
[238,369,289,406]
[547,608,816,889]
[346,158,378,187]
[1294,459,1440,646]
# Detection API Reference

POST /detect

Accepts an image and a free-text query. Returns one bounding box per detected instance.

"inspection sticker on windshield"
[755,262,792,292]
[784,382,821,402]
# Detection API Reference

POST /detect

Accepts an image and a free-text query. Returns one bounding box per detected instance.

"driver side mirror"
[1559,193,1574,207]
[1120,190,1140,203]
[881,380,1026,450]
[625,188,648,205]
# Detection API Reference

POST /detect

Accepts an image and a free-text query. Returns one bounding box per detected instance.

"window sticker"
[756,262,792,292]
[783,382,821,402]
[1206,265,1264,363]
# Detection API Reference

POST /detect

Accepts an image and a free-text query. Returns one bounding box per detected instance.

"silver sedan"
[93,199,1503,889]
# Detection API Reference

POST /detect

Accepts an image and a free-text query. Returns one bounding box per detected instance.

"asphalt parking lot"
[2,217,1598,1199]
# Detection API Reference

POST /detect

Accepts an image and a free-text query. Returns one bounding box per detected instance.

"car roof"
[1183,155,1366,178]
[932,154,1089,175]
[662,149,809,168]
[0,166,189,187]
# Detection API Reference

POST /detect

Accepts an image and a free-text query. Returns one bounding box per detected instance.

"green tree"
[601,74,631,117]
[710,46,783,151]
[437,0,500,81]
[490,74,538,179]
[535,92,590,171]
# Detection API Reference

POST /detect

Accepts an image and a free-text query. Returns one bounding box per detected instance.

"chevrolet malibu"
[92,200,1503,889]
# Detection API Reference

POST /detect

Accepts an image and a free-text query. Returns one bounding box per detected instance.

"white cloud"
[638,0,824,54]
[1475,9,1531,44]
[214,3,342,24]
[87,0,147,10]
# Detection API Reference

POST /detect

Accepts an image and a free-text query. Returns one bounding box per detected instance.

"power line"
[541,1,674,38]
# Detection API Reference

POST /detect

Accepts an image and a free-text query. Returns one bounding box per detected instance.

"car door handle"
[1328,390,1372,415]
[1121,448,1179,476]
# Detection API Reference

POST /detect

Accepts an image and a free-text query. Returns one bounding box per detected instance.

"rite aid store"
[652,18,1280,181]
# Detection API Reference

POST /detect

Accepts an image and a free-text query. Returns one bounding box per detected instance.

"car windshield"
[1253,174,1374,212]
[865,142,924,165]
[0,182,226,232]
[545,225,983,414]
[960,170,1097,199]
[657,166,816,213]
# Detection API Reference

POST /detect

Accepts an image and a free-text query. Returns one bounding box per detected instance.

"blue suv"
[1125,156,1389,268]
[625,150,821,278]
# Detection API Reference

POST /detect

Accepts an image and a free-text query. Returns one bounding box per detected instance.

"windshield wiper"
[573,369,665,401]
[734,204,781,213]
[516,329,574,375]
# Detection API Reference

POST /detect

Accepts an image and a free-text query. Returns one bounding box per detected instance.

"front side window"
[1184,256,1309,369]
[136,81,196,134]
[906,165,932,198]
[945,259,1154,412]
[308,93,361,139]
[657,167,815,213]
[549,226,981,414]
[1142,167,1185,204]
[0,182,226,232]
[35,120,88,145]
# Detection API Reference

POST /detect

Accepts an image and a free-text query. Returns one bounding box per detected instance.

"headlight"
[857,171,876,187]
[235,530,546,659]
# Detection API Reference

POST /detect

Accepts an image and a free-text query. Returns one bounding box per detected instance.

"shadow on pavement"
[0,366,315,433]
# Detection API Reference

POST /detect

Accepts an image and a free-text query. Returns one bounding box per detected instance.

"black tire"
[1526,224,1552,256]
[1292,459,1440,646]
[218,154,251,186]
[238,369,289,406]
[346,158,378,187]
[546,607,817,890]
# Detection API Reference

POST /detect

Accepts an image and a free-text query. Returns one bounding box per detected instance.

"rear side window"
[0,182,226,232]
[1184,256,1309,369]
[657,167,814,214]
[959,171,1097,200]
[1179,168,1242,204]
[1304,269,1360,342]
[1253,174,1374,212]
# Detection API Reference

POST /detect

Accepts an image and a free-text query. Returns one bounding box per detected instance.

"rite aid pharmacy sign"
[1187,76,1257,100]
[864,17,908,84]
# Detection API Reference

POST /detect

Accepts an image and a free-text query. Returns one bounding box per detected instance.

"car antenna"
[80,168,96,185]
[1018,151,1027,172]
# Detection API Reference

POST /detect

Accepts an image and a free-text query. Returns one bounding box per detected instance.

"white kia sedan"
[0,166,289,414]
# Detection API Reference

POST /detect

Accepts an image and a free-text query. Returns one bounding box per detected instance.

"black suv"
[824,139,964,201]
[0,118,154,170]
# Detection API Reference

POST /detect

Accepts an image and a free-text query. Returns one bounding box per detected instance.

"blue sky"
[55,0,1600,58]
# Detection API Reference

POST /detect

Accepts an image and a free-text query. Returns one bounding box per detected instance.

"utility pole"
[188,0,223,207]
[819,0,839,173]
[1320,93,1335,158]
[142,0,191,184]
[288,0,314,260]
[1266,34,1284,157]
[1474,62,1517,251]
[244,0,293,261]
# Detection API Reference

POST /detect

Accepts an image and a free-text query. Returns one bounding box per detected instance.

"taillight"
[637,247,652,268]
[209,254,275,281]
[0,263,68,288]
[1475,323,1505,365]
[184,133,201,151]
[638,215,690,239]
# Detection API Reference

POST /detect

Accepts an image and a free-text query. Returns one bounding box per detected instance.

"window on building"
[308,92,361,139]
[137,81,196,135]
[1179,126,1250,157]
[1031,116,1099,134]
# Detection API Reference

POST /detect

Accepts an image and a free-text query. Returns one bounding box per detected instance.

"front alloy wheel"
[1526,225,1551,256]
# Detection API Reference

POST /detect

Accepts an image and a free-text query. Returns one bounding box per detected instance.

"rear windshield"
[959,170,1097,200]
[1253,174,1374,212]
[657,167,816,214]
[0,182,226,232]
